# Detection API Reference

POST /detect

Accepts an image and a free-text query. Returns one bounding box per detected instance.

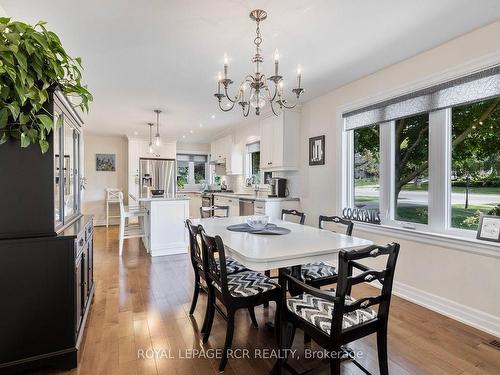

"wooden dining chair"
[185,219,248,332]
[281,209,306,225]
[199,225,281,372]
[300,215,355,288]
[200,205,229,218]
[276,242,400,375]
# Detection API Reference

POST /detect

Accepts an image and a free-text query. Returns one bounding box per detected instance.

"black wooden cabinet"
[0,91,93,374]
[0,216,94,374]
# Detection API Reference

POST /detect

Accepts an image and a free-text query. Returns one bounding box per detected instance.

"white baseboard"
[391,281,500,338]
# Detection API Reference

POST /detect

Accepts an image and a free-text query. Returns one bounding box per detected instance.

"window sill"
[353,222,500,258]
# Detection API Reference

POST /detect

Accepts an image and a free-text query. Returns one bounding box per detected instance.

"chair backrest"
[106,188,122,202]
[318,215,354,236]
[198,225,230,300]
[281,209,306,225]
[185,219,203,271]
[329,243,400,341]
[118,192,125,217]
[200,205,230,219]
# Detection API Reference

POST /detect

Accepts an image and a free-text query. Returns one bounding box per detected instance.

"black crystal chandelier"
[214,9,304,117]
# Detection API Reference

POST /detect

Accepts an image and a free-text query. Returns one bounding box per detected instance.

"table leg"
[265,265,302,331]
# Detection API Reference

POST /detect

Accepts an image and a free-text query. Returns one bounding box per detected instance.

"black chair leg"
[377,326,389,375]
[202,288,215,343]
[330,357,341,375]
[189,274,200,315]
[200,284,212,334]
[248,307,258,327]
[263,270,271,308]
[219,311,235,372]
[304,332,311,344]
[273,321,295,374]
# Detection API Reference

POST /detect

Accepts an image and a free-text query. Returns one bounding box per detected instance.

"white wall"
[82,134,128,225]
[298,20,500,334]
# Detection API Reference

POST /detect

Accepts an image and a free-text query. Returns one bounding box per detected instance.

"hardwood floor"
[34,226,500,375]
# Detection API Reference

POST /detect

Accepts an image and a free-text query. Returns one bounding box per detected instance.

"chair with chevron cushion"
[275,242,400,375]
[185,219,249,332]
[299,215,354,288]
[198,225,281,372]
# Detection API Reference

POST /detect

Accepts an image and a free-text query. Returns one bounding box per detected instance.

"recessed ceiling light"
[189,130,194,134]
[211,114,216,119]
[182,135,186,139]
[199,123,203,127]
[133,131,139,135]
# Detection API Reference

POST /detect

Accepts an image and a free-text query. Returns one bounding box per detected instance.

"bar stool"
[105,188,122,228]
[118,192,148,256]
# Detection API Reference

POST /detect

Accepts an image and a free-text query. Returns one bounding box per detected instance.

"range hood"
[209,158,226,166]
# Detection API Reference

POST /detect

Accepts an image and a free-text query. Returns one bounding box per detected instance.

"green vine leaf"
[20,132,30,147]
[39,139,49,153]
[36,114,53,132]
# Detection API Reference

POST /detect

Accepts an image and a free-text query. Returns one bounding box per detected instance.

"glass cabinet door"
[63,121,75,219]
[53,112,63,227]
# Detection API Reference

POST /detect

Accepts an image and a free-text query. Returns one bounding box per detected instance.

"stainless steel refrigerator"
[139,158,176,198]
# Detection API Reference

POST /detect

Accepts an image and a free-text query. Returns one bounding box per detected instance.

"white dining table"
[191,216,373,271]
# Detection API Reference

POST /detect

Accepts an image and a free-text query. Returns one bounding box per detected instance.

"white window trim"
[336,53,500,257]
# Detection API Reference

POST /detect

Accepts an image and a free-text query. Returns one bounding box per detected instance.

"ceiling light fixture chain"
[214,9,304,117]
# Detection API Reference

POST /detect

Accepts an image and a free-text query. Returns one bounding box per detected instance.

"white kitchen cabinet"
[211,135,243,175]
[210,135,232,161]
[213,195,239,216]
[260,110,300,171]
[182,192,202,218]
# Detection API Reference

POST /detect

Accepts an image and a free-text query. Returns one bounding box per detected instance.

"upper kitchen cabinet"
[260,110,300,171]
[211,135,243,175]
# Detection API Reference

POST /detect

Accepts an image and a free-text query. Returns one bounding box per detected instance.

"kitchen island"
[137,196,190,257]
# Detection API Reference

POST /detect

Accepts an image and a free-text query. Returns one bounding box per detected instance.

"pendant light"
[147,122,154,153]
[154,109,162,146]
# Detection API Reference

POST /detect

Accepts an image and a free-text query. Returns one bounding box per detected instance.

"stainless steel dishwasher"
[239,199,254,216]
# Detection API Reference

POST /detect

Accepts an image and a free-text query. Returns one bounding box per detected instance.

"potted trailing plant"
[0,18,92,238]
[0,17,92,153]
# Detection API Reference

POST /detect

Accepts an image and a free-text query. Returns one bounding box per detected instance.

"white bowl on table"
[246,215,269,230]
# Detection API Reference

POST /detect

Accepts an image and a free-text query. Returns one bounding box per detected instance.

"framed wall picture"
[309,135,325,166]
[477,215,500,242]
[96,153,116,172]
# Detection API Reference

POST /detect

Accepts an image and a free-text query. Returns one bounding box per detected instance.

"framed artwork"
[309,135,325,166]
[477,215,500,242]
[96,153,116,171]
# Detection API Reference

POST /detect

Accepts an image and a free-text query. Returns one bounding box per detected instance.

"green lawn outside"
[400,182,500,195]
[356,179,500,195]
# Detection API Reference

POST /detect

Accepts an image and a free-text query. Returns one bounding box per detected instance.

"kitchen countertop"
[130,194,190,202]
[177,190,300,202]
[212,192,299,202]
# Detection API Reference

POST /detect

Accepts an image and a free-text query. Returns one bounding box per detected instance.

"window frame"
[176,153,209,187]
[344,105,499,241]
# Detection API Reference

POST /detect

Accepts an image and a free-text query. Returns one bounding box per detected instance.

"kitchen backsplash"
[220,171,300,197]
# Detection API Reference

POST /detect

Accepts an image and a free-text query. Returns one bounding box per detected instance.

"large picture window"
[451,98,500,230]
[344,67,500,238]
[394,114,429,224]
[353,125,380,210]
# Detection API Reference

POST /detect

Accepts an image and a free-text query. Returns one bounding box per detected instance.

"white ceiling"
[2,0,500,143]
